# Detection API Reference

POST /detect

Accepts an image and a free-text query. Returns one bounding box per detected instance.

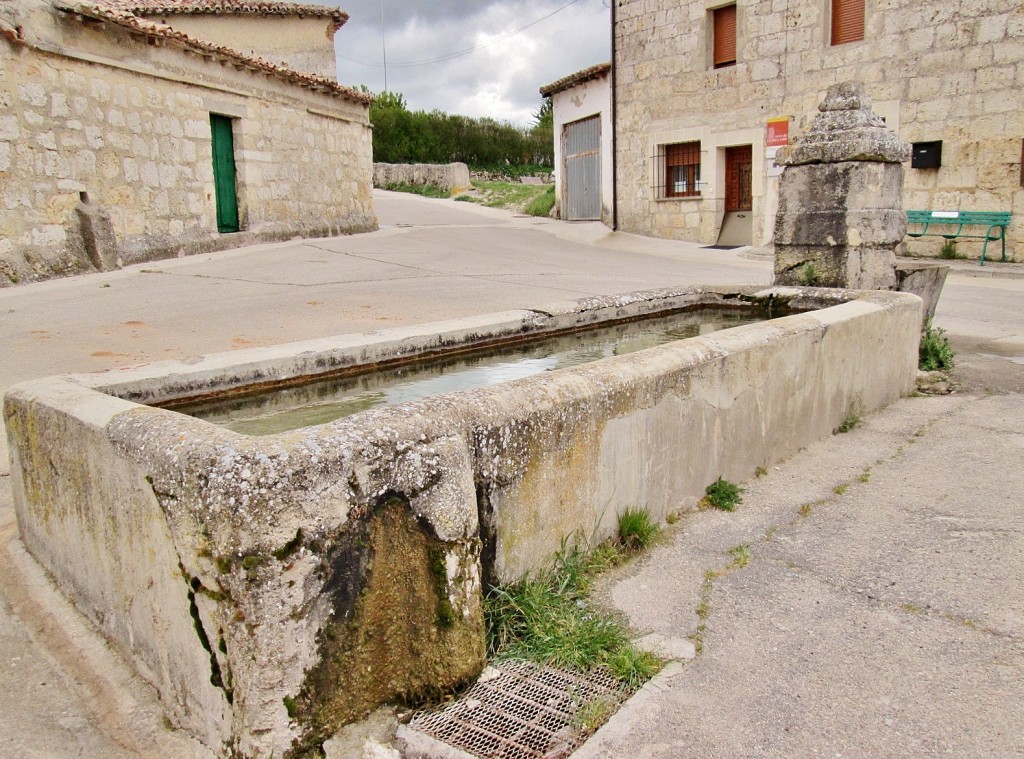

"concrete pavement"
[1,190,1023,757]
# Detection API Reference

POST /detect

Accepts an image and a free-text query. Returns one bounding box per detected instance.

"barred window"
[654,142,702,199]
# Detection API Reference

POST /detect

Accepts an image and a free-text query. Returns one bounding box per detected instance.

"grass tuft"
[702,477,744,512]
[523,185,556,217]
[381,181,450,198]
[938,239,965,260]
[617,507,659,552]
[484,540,661,688]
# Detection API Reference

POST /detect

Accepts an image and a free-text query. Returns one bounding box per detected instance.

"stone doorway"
[718,144,753,245]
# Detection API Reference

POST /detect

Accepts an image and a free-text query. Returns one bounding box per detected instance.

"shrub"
[919,321,954,371]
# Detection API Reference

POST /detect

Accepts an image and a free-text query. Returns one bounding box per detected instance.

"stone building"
[612,0,1022,255]
[0,0,376,286]
[541,62,614,225]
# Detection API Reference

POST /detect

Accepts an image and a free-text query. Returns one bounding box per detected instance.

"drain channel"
[409,660,625,758]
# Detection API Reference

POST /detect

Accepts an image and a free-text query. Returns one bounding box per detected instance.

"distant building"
[611,0,1022,255]
[0,0,376,286]
[541,62,613,226]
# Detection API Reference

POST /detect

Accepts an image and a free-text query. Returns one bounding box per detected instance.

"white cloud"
[334,0,610,125]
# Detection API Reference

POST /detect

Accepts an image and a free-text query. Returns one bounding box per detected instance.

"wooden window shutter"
[713,4,737,67]
[831,0,864,45]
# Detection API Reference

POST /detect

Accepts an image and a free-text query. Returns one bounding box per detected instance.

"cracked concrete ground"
[579,384,1023,758]
[1,191,1022,756]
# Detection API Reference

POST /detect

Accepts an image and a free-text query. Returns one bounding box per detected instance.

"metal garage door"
[563,116,601,221]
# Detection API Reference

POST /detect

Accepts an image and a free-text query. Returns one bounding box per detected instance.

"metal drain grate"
[409,660,624,758]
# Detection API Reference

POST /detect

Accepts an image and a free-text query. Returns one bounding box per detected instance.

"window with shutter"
[664,142,702,198]
[831,0,864,45]
[713,4,737,68]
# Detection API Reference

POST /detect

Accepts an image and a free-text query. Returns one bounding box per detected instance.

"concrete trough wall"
[3,286,921,757]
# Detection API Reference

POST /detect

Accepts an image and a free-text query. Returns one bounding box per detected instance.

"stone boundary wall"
[0,13,375,287]
[614,0,1023,258]
[4,285,921,757]
[373,162,471,194]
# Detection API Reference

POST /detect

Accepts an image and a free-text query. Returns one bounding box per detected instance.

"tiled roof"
[540,62,611,98]
[99,1,347,31]
[59,2,370,105]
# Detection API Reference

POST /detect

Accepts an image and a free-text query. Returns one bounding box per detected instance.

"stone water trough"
[4,285,921,757]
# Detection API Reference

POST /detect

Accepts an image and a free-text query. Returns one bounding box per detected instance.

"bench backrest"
[907,210,1012,224]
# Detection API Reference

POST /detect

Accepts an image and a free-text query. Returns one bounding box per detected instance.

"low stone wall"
[4,286,921,757]
[373,162,471,195]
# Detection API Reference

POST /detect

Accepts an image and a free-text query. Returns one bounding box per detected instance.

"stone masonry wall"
[614,0,1023,258]
[0,5,375,286]
[373,162,472,194]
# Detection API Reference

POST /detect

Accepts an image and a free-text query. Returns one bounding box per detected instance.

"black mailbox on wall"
[912,141,942,169]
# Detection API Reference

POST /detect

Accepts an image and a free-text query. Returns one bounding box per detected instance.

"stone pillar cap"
[776,82,910,166]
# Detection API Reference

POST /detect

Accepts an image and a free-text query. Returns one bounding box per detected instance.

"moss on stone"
[287,497,485,757]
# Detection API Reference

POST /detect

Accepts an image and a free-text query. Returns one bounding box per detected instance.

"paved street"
[1,191,1022,757]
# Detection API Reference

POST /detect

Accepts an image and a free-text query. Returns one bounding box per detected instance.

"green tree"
[365,90,553,169]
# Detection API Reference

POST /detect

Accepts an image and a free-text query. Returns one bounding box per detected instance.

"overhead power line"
[337,0,585,68]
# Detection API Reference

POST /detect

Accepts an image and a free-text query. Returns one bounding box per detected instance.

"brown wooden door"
[725,145,752,212]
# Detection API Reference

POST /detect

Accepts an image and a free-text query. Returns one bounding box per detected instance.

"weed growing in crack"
[920,320,955,371]
[727,544,751,568]
[833,483,849,496]
[799,262,819,286]
[571,694,619,734]
[702,477,744,512]
[835,398,863,434]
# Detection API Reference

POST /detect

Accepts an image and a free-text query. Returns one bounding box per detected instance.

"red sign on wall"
[766,117,790,148]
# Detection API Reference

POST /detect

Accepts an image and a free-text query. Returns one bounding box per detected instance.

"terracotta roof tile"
[59,2,370,105]
[540,62,611,98]
[100,0,347,30]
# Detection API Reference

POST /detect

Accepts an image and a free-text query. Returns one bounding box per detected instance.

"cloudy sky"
[332,0,611,125]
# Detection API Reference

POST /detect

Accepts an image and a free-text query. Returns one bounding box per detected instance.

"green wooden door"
[210,114,239,233]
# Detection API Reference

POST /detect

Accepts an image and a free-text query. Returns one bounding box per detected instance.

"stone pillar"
[773,82,910,290]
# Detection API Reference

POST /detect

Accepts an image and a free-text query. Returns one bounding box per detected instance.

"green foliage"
[369,90,553,167]
[799,262,819,286]
[381,182,450,198]
[703,477,744,512]
[835,406,862,434]
[571,695,618,734]
[467,180,550,209]
[617,507,659,552]
[938,238,964,259]
[283,695,297,720]
[524,185,556,217]
[484,541,661,687]
[727,544,751,568]
[919,321,955,371]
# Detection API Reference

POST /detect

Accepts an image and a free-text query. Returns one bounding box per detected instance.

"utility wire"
[337,0,585,68]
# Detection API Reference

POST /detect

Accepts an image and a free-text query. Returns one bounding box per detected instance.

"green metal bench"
[906,210,1012,266]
